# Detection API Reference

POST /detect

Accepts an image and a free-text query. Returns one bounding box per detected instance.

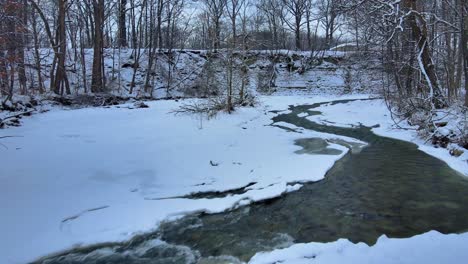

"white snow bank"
[250,231,468,264]
[0,95,359,263]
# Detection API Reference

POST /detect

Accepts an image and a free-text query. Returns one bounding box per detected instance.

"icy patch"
[294,138,344,155]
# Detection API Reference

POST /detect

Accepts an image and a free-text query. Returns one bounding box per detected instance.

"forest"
[0,1,465,99]
[0,0,467,144]
[1,1,468,264]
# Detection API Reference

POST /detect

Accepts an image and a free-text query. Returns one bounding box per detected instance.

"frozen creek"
[38,99,468,264]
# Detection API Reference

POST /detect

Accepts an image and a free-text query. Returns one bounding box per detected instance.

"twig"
[1,110,35,122]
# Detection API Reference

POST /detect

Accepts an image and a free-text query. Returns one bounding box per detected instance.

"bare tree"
[317,0,341,48]
[226,0,245,48]
[403,0,446,108]
[54,0,71,95]
[257,0,284,49]
[281,0,307,50]
[203,0,227,51]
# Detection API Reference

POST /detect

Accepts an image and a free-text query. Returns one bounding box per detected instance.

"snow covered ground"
[1,95,467,263]
[0,95,363,263]
[250,231,468,264]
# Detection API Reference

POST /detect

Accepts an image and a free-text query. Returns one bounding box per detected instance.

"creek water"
[40,100,468,264]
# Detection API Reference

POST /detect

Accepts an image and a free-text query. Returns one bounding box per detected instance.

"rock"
[1,101,16,111]
[29,98,38,106]
[134,102,149,109]
[53,96,73,106]
[450,149,464,157]
[122,62,139,68]
[435,122,448,127]
[432,134,450,148]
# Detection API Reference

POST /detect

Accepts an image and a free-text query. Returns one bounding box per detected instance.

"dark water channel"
[40,100,468,264]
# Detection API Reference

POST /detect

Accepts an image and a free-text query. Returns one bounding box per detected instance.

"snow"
[307,99,468,176]
[274,62,345,91]
[11,48,349,102]
[0,95,358,264]
[1,94,468,263]
[251,49,346,58]
[250,231,468,264]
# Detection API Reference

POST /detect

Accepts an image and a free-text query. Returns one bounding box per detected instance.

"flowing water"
[39,100,468,264]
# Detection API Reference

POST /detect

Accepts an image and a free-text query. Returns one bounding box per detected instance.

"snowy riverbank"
[306,99,468,176]
[250,230,468,264]
[1,95,467,263]
[249,98,468,264]
[0,95,360,263]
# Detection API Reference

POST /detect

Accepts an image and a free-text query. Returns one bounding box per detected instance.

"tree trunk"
[227,54,233,112]
[214,19,221,51]
[157,0,163,50]
[31,7,44,94]
[463,5,468,107]
[295,16,301,50]
[145,0,157,95]
[306,12,311,49]
[232,18,237,48]
[328,10,336,47]
[17,0,27,95]
[91,0,105,93]
[53,0,70,95]
[0,50,7,97]
[79,24,88,93]
[405,0,446,108]
[5,0,16,99]
[118,0,128,47]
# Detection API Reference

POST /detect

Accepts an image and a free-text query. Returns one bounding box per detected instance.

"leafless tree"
[203,0,227,51]
[281,0,307,50]
[91,0,105,93]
